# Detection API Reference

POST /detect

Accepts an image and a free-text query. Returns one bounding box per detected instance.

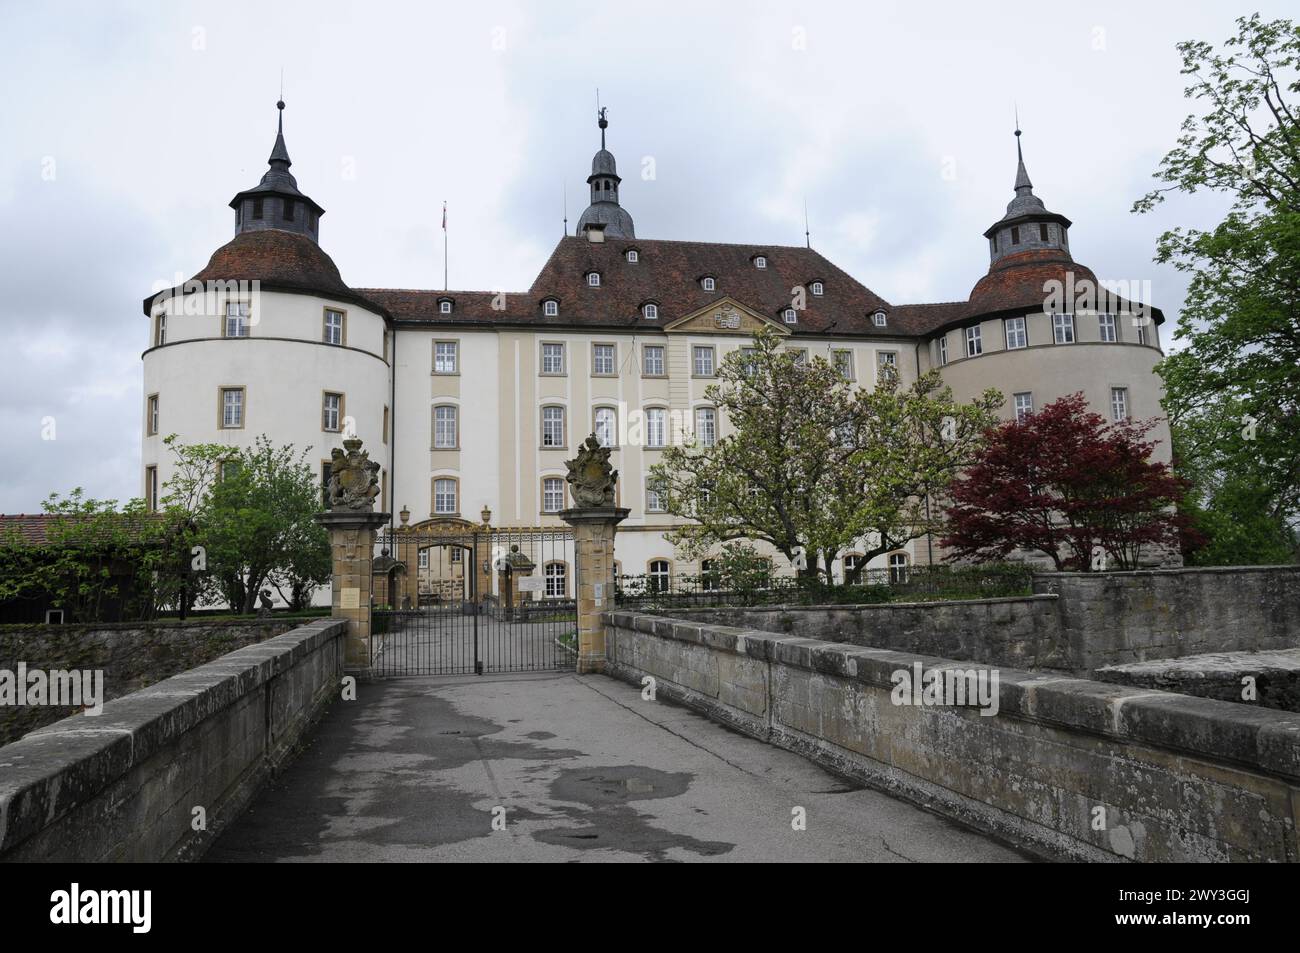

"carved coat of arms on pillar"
[327,437,381,512]
[565,434,619,507]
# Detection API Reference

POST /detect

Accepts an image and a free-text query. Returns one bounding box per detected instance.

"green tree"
[1134,14,1300,547]
[164,436,330,614]
[651,328,1000,582]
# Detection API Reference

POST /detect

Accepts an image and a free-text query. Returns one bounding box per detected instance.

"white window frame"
[543,299,559,316]
[873,311,887,327]
[810,281,824,296]
[1098,312,1117,343]
[592,343,616,375]
[965,325,983,357]
[594,407,617,447]
[542,477,565,514]
[1111,387,1129,422]
[626,249,638,263]
[147,394,159,435]
[695,407,717,448]
[324,308,345,345]
[434,341,458,374]
[224,301,250,338]
[643,345,665,376]
[541,342,566,375]
[1053,312,1075,344]
[439,300,452,314]
[643,303,658,319]
[876,351,897,381]
[418,549,429,570]
[646,482,666,513]
[938,335,948,365]
[755,256,767,269]
[647,559,671,591]
[783,308,797,324]
[433,478,457,515]
[541,405,566,447]
[1004,316,1027,349]
[701,276,716,291]
[1013,392,1033,422]
[645,407,667,448]
[692,345,715,377]
[587,272,601,287]
[544,561,567,598]
[434,405,458,448]
[833,349,854,379]
[322,392,342,432]
[221,387,244,428]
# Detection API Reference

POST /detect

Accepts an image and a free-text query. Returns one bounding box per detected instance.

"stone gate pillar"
[559,434,628,674]
[315,437,391,669]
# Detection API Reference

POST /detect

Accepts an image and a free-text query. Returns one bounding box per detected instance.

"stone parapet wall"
[0,617,313,744]
[0,618,347,862]
[603,610,1300,862]
[1033,566,1300,671]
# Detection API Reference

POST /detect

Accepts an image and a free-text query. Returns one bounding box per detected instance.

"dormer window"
[701,276,716,292]
[783,308,797,324]
[439,300,453,314]
[643,303,659,320]
[543,299,559,317]
[626,249,639,263]
[810,281,824,296]
[873,311,887,327]
[587,272,601,287]
[754,256,767,269]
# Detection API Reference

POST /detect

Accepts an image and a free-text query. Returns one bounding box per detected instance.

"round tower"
[141,101,392,517]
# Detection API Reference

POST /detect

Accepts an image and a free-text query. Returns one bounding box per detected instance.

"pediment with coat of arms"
[662,297,792,335]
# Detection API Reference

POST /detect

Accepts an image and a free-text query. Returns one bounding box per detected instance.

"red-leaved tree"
[941,393,1192,571]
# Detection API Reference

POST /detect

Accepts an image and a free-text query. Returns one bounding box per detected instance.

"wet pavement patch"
[533,765,734,861]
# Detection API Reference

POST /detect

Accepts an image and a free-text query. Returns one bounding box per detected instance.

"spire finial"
[1011,111,1032,195]
[597,94,608,151]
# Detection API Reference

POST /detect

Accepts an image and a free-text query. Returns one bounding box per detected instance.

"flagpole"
[442,200,448,292]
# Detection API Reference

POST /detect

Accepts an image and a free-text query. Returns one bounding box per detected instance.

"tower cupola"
[576,107,636,240]
[982,126,1072,264]
[228,100,325,243]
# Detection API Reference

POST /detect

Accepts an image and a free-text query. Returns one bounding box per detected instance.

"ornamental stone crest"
[327,437,381,512]
[565,434,619,507]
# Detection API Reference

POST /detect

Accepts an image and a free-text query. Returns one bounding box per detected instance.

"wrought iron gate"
[370,524,577,676]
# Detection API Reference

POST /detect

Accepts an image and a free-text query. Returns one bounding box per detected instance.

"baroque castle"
[141,102,1168,597]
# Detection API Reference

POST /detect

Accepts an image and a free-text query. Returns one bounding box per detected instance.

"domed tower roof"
[576,107,635,240]
[980,126,1073,270]
[227,100,325,243]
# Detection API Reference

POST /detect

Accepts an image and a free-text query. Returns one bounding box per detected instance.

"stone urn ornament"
[565,434,619,507]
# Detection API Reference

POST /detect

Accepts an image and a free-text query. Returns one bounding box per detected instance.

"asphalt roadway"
[206,671,1031,862]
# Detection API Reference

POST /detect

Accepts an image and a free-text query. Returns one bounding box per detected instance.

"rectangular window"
[382,405,389,444]
[541,342,566,375]
[283,198,295,221]
[1099,313,1117,343]
[323,308,345,345]
[1011,225,1021,245]
[876,351,897,381]
[643,345,665,376]
[418,550,429,570]
[1004,316,1027,349]
[694,407,717,448]
[146,394,159,436]
[1039,223,1049,242]
[645,407,667,448]
[1053,313,1075,344]
[1013,392,1033,422]
[545,562,567,598]
[154,313,167,347]
[541,406,565,447]
[790,348,808,366]
[224,301,249,338]
[252,198,263,220]
[542,477,565,514]
[220,387,244,428]
[1111,387,1129,422]
[965,325,982,357]
[320,462,331,507]
[646,479,666,513]
[434,478,457,515]
[592,343,616,375]
[594,407,616,447]
[938,336,947,365]
[833,349,854,379]
[692,345,715,376]
[434,341,458,374]
[322,392,343,432]
[740,347,760,377]
[433,405,458,448]
[145,466,158,512]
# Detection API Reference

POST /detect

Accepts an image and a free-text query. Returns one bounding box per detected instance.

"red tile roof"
[0,514,170,547]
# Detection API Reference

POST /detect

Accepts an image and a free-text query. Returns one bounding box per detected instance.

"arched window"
[543,299,559,316]
[700,559,719,591]
[810,281,824,296]
[701,276,716,291]
[626,249,638,263]
[544,561,568,598]
[783,308,797,324]
[433,478,458,515]
[587,272,601,287]
[873,311,887,327]
[842,553,865,582]
[648,559,671,593]
[594,406,617,447]
[643,303,658,319]
[754,256,767,269]
[888,552,909,585]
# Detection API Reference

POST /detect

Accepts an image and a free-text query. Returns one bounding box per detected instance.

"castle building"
[141,104,1168,597]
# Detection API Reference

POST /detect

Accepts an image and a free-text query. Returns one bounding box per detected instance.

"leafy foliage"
[1134,14,1300,558]
[650,328,1001,581]
[942,394,1191,571]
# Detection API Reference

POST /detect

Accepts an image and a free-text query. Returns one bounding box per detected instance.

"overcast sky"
[0,0,1285,512]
